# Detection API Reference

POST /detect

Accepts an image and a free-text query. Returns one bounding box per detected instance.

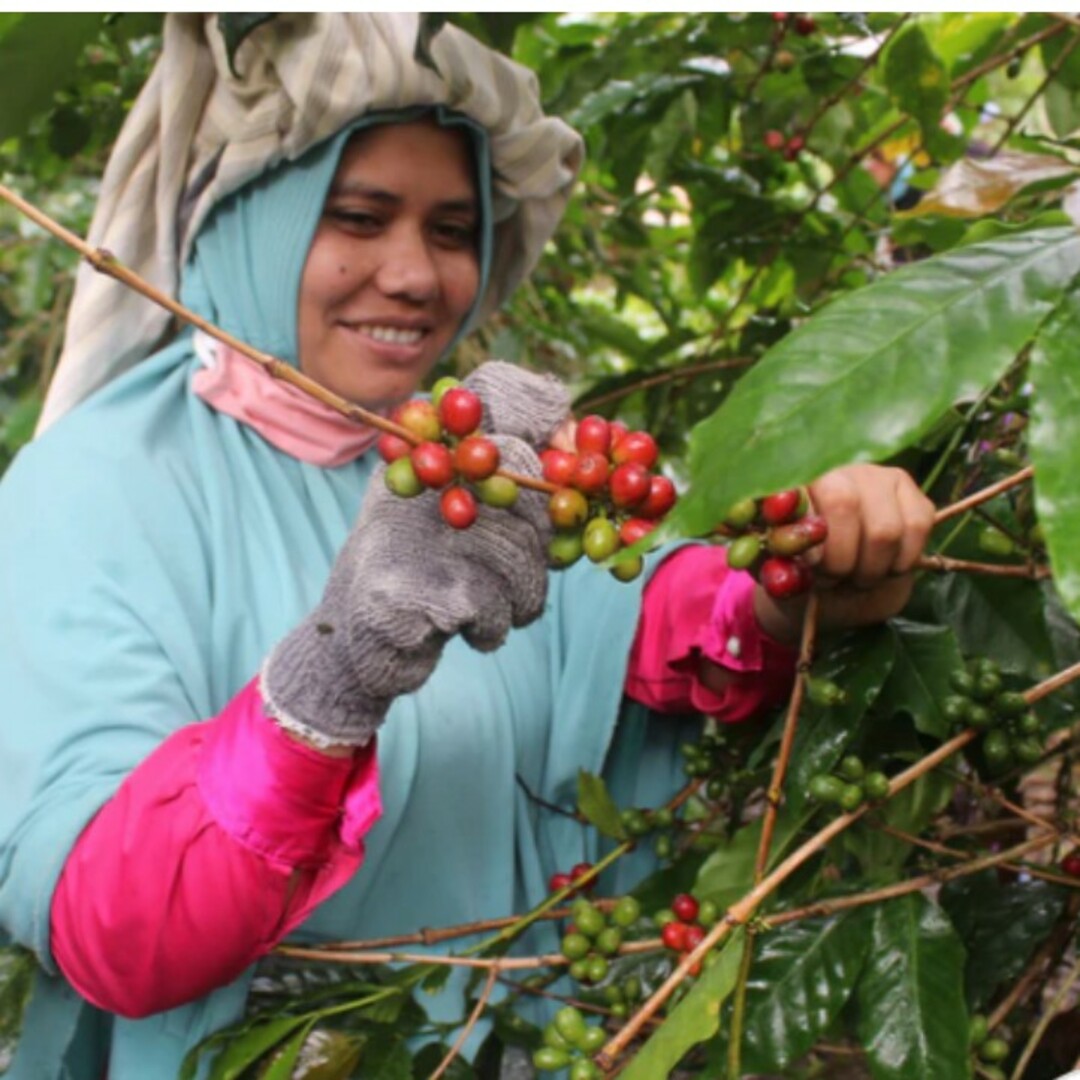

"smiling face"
[297,120,482,409]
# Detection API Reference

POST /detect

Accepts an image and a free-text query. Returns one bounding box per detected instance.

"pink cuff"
[627,546,797,721]
[197,678,382,868]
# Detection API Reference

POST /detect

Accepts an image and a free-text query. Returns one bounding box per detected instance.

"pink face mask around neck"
[191,331,382,467]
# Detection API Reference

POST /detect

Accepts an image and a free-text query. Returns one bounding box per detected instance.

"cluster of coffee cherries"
[654,893,719,976]
[378,377,515,530]
[533,1005,607,1077]
[556,895,641,989]
[808,755,891,813]
[542,414,677,583]
[941,657,1043,772]
[969,1014,1010,1078]
[717,488,827,599]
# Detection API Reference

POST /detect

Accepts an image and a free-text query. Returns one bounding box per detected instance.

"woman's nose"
[375,226,440,302]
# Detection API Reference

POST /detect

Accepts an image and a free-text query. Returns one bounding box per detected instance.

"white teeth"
[363,325,424,345]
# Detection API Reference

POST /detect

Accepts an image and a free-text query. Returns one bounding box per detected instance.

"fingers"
[808,465,934,589]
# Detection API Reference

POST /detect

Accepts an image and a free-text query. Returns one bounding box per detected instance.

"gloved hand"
[261,362,571,747]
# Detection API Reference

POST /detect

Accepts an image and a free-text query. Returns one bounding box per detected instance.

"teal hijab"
[0,111,694,1079]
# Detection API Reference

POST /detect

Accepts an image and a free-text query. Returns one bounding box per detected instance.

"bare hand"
[753,464,936,644]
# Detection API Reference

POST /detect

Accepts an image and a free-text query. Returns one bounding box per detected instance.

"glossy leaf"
[940,872,1067,1009]
[876,619,965,738]
[198,1014,311,1080]
[619,929,745,1080]
[739,911,873,1073]
[577,769,628,840]
[259,1021,315,1080]
[674,228,1080,536]
[1029,275,1080,624]
[855,895,969,1080]
[0,13,103,144]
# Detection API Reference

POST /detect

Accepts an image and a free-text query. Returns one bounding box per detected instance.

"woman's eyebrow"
[330,181,477,214]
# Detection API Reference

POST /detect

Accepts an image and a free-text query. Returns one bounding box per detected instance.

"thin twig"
[933,467,1034,525]
[576,357,754,412]
[1009,958,1080,1080]
[755,593,820,879]
[915,553,1049,580]
[764,832,1058,928]
[429,966,499,1080]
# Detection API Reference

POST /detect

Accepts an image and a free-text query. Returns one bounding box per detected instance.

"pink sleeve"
[49,679,382,1019]
[627,546,798,723]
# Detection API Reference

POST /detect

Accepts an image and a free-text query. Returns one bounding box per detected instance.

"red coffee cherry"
[661,921,689,952]
[438,386,483,437]
[440,486,478,529]
[794,14,816,35]
[638,475,677,519]
[764,129,786,152]
[760,489,802,525]
[619,518,656,547]
[761,556,811,599]
[541,448,578,487]
[572,452,610,495]
[683,924,707,952]
[575,415,612,456]
[454,435,500,481]
[411,441,455,489]
[377,431,412,464]
[548,871,573,893]
[1062,853,1080,878]
[671,893,700,924]
[609,462,651,509]
[612,430,659,469]
[784,134,806,161]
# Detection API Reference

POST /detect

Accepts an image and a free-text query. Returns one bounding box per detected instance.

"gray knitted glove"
[262,362,570,747]
[462,360,570,450]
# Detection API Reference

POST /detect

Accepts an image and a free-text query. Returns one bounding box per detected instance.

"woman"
[0,14,933,1078]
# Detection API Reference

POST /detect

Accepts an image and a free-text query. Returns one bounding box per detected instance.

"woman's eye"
[328,209,381,231]
[434,221,477,248]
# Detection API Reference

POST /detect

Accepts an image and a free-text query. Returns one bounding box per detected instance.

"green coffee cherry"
[808,774,845,804]
[967,703,994,729]
[595,927,623,956]
[941,695,971,725]
[863,771,890,800]
[586,955,609,983]
[553,1006,588,1047]
[385,456,423,497]
[570,1059,602,1080]
[807,676,846,707]
[1016,711,1041,735]
[578,1026,606,1054]
[1012,736,1043,764]
[979,1037,1009,1064]
[968,1013,988,1047]
[533,1046,571,1071]
[973,670,1003,701]
[838,755,865,782]
[724,498,758,530]
[951,669,976,696]
[572,901,606,939]
[995,691,1028,717]
[839,784,864,812]
[983,730,1012,768]
[611,895,641,927]
[561,933,591,961]
[727,534,762,570]
[475,474,519,508]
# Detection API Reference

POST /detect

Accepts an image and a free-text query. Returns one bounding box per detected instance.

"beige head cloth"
[37,13,584,432]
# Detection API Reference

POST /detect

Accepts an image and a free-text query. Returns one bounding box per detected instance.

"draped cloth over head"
[38,12,584,431]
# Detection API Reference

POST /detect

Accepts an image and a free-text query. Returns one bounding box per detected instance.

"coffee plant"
[4,11,1080,1080]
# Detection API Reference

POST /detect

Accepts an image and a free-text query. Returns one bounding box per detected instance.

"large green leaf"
[876,619,965,738]
[939,872,1067,1010]
[0,14,104,143]
[619,929,745,1080]
[1030,275,1080,624]
[855,895,970,1080]
[672,228,1080,536]
[577,769,628,840]
[739,910,873,1073]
